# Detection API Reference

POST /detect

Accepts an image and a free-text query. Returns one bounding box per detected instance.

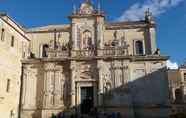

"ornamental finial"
[73,4,77,14]
[145,8,154,23]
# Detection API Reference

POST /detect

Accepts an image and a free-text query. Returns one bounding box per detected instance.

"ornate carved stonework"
[20,1,169,118]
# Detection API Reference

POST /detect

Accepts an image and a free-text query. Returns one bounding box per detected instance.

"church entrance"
[80,87,94,114]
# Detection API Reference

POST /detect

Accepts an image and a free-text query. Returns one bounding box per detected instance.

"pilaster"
[71,23,77,50]
[97,60,104,106]
[70,61,77,108]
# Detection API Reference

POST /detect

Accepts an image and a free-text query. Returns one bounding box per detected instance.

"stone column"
[172,88,176,102]
[72,23,77,50]
[144,26,157,55]
[149,27,157,54]
[54,71,63,107]
[96,18,104,49]
[43,63,55,108]
[97,61,104,106]
[43,70,51,108]
[21,67,27,108]
[123,61,129,84]
[70,61,76,108]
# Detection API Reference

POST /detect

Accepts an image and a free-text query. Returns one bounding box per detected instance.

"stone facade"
[20,2,170,118]
[168,63,186,115]
[0,14,30,118]
[0,1,171,118]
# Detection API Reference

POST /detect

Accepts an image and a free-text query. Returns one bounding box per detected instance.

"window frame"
[6,79,11,93]
[11,36,15,47]
[183,73,186,81]
[134,40,145,55]
[1,28,5,41]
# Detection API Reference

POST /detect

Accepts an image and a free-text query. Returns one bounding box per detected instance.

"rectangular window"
[1,28,5,41]
[11,36,14,47]
[6,79,10,92]
[184,73,186,81]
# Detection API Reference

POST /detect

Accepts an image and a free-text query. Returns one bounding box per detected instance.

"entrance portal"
[80,87,94,114]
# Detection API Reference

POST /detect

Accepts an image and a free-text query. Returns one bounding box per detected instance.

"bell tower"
[69,0,105,51]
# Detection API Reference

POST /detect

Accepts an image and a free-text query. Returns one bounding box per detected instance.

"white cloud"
[116,0,185,21]
[166,60,178,69]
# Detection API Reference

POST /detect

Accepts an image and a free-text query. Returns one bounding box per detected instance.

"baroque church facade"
[0,1,171,118]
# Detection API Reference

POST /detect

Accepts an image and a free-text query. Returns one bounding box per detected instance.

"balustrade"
[71,50,95,57]
[47,48,128,58]
[98,48,128,56]
[47,49,69,58]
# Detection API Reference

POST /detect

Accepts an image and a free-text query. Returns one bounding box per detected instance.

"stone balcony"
[43,47,168,61]
[46,47,129,59]
[71,50,95,57]
[97,48,129,57]
[47,49,69,58]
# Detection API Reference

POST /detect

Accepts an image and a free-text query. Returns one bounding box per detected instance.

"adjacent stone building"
[0,1,171,118]
[168,63,186,115]
[0,13,30,118]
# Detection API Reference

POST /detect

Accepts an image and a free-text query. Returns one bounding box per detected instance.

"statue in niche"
[49,40,61,50]
[105,82,112,92]
[120,32,129,48]
[112,31,119,47]
[82,30,93,50]
[104,40,112,48]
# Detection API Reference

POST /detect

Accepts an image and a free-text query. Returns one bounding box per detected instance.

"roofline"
[25,20,156,33]
[105,20,156,30]
[26,29,70,34]
[0,13,30,41]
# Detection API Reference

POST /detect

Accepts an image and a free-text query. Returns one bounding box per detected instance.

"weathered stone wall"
[28,31,70,58]
[101,60,169,118]
[21,61,71,118]
[0,16,29,118]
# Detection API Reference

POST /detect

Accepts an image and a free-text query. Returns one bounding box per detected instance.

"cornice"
[21,55,169,64]
[68,13,105,19]
[105,21,156,30]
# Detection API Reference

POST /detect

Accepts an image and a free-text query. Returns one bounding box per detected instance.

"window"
[175,88,183,103]
[184,73,186,81]
[11,36,14,47]
[1,28,5,41]
[42,44,49,57]
[6,79,10,92]
[135,40,144,55]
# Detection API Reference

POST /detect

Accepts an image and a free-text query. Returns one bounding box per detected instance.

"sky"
[0,0,186,68]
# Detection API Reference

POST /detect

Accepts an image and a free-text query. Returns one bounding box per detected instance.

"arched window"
[42,44,49,57]
[135,40,144,55]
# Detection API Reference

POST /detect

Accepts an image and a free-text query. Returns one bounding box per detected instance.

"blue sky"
[0,0,186,66]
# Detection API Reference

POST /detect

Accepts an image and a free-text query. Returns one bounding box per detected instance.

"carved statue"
[82,30,92,50]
